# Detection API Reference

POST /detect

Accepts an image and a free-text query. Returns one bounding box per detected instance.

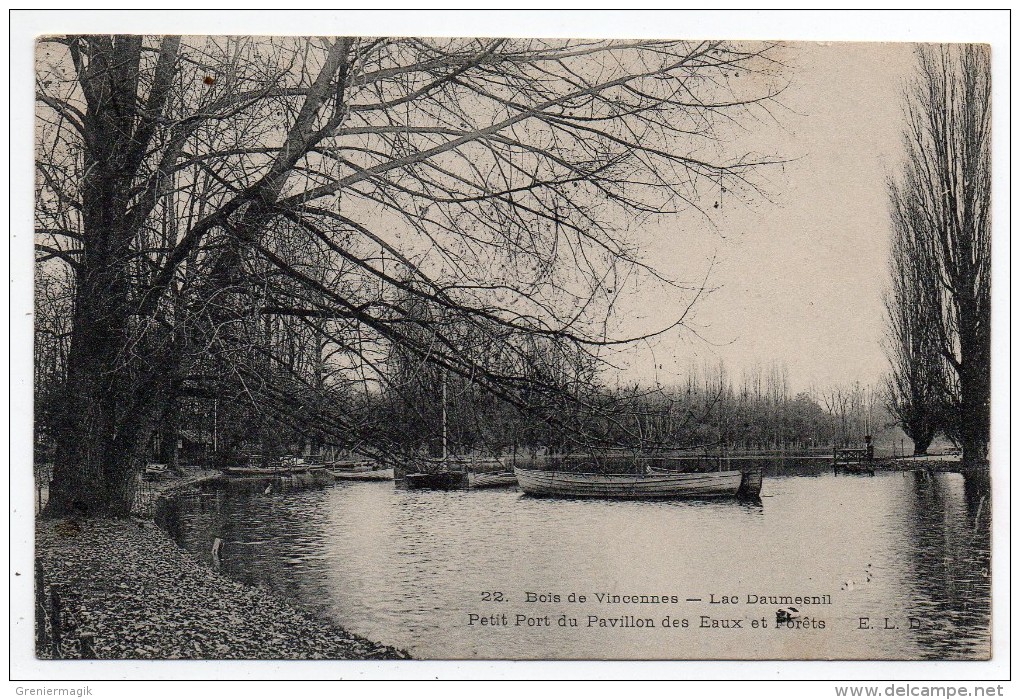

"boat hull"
[330,467,395,481]
[468,471,518,488]
[514,467,751,499]
[329,460,376,472]
[404,471,466,490]
[223,467,294,477]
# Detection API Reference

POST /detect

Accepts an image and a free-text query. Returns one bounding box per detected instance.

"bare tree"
[884,176,944,454]
[886,44,991,463]
[35,35,785,515]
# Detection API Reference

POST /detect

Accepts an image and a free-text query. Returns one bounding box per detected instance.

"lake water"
[160,470,990,660]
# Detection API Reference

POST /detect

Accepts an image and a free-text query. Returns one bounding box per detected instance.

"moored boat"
[453,456,505,472]
[143,463,169,480]
[468,471,518,488]
[329,459,376,472]
[514,466,761,499]
[223,465,300,477]
[404,470,466,490]
[736,468,763,498]
[222,455,320,478]
[330,467,395,481]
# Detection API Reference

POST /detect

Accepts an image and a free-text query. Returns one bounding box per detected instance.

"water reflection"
[161,472,990,660]
[900,471,991,659]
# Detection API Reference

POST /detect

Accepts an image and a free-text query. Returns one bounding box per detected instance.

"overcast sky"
[610,41,917,394]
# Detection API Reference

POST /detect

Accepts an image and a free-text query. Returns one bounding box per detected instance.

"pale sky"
[610,42,917,394]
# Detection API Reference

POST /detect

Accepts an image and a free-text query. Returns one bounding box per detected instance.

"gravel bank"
[35,515,410,660]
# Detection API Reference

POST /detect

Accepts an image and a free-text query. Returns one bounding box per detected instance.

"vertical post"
[442,371,448,467]
[213,399,218,455]
[35,564,47,656]
[49,586,63,659]
[79,633,96,659]
[211,537,223,569]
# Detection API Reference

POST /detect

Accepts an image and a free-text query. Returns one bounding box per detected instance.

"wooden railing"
[833,446,874,464]
[833,445,875,475]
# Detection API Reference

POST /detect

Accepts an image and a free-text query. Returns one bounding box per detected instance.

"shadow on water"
[157,478,340,620]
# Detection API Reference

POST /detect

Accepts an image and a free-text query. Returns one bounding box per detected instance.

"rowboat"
[468,471,518,488]
[400,372,512,490]
[143,463,169,480]
[404,470,466,490]
[223,466,298,477]
[329,459,376,472]
[330,467,395,481]
[455,456,505,472]
[513,466,762,500]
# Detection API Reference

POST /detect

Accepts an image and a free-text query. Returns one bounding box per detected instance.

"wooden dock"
[833,445,875,476]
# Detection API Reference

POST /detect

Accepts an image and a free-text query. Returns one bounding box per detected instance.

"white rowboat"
[514,467,758,499]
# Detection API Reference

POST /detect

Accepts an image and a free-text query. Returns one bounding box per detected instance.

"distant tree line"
[373,359,886,457]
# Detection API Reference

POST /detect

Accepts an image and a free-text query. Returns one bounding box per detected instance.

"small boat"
[401,371,469,491]
[222,459,313,478]
[330,467,395,481]
[454,456,505,471]
[329,459,377,473]
[468,471,519,488]
[222,466,289,477]
[143,463,169,480]
[514,466,762,500]
[404,470,465,490]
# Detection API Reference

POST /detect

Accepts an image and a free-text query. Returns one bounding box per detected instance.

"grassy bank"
[35,512,410,660]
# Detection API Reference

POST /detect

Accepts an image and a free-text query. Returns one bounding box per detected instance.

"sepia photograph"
[11,9,1008,684]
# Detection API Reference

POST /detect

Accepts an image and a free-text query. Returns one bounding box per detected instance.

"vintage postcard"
[16,11,1005,681]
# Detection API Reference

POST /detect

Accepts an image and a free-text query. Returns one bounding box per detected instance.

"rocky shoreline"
[35,473,410,660]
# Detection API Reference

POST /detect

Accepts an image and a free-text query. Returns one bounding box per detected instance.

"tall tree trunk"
[48,342,120,515]
[47,243,133,516]
[159,395,182,474]
[958,308,991,465]
[47,310,170,517]
[44,37,179,517]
